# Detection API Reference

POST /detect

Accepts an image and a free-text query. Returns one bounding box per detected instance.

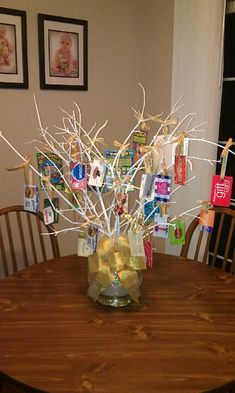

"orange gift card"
[199,209,215,233]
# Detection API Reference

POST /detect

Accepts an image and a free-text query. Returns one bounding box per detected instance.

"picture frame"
[0,7,28,89]
[38,14,88,90]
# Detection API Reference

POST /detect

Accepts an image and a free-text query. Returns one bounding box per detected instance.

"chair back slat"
[16,211,29,268]
[26,212,38,265]
[211,213,225,266]
[222,217,235,270]
[0,224,9,276]
[194,231,203,261]
[0,205,60,278]
[203,232,212,263]
[181,207,235,274]
[4,212,17,274]
[36,215,47,261]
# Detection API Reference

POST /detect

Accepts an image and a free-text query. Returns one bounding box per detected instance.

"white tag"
[77,238,93,257]
[139,174,155,199]
[128,230,145,257]
[43,206,54,225]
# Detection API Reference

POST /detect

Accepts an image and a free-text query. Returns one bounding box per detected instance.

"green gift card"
[169,220,185,245]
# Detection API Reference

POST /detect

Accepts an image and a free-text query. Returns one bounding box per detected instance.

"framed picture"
[0,7,28,89]
[38,14,88,90]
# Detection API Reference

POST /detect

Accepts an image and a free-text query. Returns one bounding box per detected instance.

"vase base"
[97,293,132,308]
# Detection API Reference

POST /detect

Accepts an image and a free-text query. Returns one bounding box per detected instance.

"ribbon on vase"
[87,234,146,303]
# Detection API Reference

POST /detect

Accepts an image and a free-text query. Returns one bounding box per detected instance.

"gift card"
[139,174,155,199]
[210,175,233,207]
[169,220,185,245]
[77,237,93,257]
[24,185,39,213]
[144,199,159,224]
[128,230,145,257]
[70,162,87,190]
[153,213,170,238]
[44,198,59,223]
[154,175,171,203]
[87,225,99,252]
[144,240,153,268]
[88,159,106,188]
[114,191,128,216]
[36,152,65,190]
[43,206,54,225]
[199,209,215,233]
[133,129,147,163]
[174,155,186,185]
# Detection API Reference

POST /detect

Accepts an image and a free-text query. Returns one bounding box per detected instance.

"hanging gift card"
[24,185,39,213]
[144,240,153,268]
[144,199,159,224]
[154,175,171,203]
[169,220,185,245]
[210,175,233,207]
[114,191,128,216]
[88,159,106,188]
[87,225,99,252]
[43,205,54,225]
[77,232,93,257]
[153,213,170,239]
[44,198,59,223]
[174,155,186,185]
[70,162,87,190]
[133,129,147,163]
[36,152,65,190]
[199,209,215,233]
[139,174,155,199]
[128,230,145,257]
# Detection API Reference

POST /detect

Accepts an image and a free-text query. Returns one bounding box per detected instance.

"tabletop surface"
[0,254,235,393]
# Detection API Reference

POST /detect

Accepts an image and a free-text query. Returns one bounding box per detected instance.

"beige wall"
[0,0,174,256]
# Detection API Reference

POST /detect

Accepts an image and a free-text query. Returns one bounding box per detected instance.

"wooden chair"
[0,370,47,392]
[180,207,235,273]
[0,205,60,278]
[203,379,235,392]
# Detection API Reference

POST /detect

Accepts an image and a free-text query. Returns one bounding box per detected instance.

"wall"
[166,0,225,258]
[0,0,174,256]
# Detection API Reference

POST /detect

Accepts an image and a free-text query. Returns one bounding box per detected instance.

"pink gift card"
[210,175,233,207]
[144,240,153,268]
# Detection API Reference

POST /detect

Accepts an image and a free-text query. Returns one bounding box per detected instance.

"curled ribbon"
[113,140,130,156]
[6,155,33,186]
[87,234,146,303]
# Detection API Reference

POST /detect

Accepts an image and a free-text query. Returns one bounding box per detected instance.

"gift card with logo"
[87,225,99,252]
[24,185,39,213]
[199,209,215,233]
[210,175,233,207]
[174,155,186,185]
[44,198,59,223]
[169,220,185,245]
[70,162,87,190]
[139,174,155,199]
[43,205,54,225]
[88,159,106,188]
[144,240,153,268]
[114,191,128,216]
[154,175,171,203]
[153,213,170,239]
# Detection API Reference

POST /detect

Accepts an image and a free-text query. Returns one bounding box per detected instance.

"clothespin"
[41,173,54,200]
[161,159,168,177]
[220,138,234,180]
[198,200,213,214]
[160,203,167,217]
[6,155,33,186]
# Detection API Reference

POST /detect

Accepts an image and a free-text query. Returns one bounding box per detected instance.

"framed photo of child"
[0,7,28,88]
[38,14,88,90]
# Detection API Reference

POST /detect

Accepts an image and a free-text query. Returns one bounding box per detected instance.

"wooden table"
[0,254,235,393]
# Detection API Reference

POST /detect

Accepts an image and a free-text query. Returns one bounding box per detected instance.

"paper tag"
[24,185,39,213]
[210,175,233,207]
[169,220,185,245]
[128,230,145,257]
[199,209,215,233]
[87,225,99,252]
[174,155,186,185]
[144,240,153,268]
[88,159,106,188]
[70,162,87,190]
[154,175,171,203]
[153,213,170,238]
[114,191,128,216]
[43,206,54,225]
[77,238,93,257]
